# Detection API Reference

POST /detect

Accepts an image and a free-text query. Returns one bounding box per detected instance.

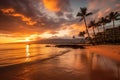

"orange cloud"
[1,8,14,13]
[105,8,111,13]
[70,24,85,31]
[43,0,60,12]
[97,11,103,18]
[59,23,86,36]
[1,8,36,26]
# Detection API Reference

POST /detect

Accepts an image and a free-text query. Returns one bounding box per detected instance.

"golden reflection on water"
[26,45,30,62]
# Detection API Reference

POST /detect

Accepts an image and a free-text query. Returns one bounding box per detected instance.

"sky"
[0,0,120,43]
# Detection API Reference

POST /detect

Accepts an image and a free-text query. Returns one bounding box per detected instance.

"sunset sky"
[0,0,120,43]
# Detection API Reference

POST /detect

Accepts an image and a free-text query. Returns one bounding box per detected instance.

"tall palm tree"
[95,22,101,33]
[88,20,96,38]
[76,7,93,44]
[107,12,120,42]
[107,12,120,28]
[93,21,101,43]
[99,17,110,43]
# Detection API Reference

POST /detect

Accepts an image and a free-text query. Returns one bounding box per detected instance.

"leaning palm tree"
[107,12,120,42]
[76,7,93,43]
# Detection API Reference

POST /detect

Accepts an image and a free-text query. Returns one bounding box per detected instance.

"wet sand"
[87,45,120,62]
[0,45,120,80]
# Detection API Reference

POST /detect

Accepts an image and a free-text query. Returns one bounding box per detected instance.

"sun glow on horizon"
[25,38,30,42]
[23,30,71,41]
[39,32,53,38]
[0,28,74,43]
[23,34,40,42]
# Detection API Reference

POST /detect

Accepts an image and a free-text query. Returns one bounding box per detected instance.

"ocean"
[0,43,70,67]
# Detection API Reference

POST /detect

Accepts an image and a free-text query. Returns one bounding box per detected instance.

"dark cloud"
[56,12,64,16]
[0,0,74,36]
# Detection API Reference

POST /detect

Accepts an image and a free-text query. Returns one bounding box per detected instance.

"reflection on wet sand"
[89,53,120,80]
[0,44,120,80]
[115,62,120,80]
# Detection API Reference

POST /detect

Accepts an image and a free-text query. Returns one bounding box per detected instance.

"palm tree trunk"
[83,18,90,37]
[83,17,93,44]
[96,26,100,33]
[93,26,96,37]
[113,20,116,42]
[103,25,106,43]
[93,26,96,43]
[96,26,100,43]
[113,19,115,28]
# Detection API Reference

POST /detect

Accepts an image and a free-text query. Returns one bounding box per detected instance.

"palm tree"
[107,12,120,28]
[95,22,101,33]
[76,7,93,44]
[95,21,102,43]
[99,17,110,43]
[88,20,96,38]
[107,12,120,42]
[72,36,75,39]
[78,31,85,37]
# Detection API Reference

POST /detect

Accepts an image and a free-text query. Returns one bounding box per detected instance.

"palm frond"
[80,7,87,15]
[115,18,120,20]
[114,12,120,17]
[108,12,120,20]
[76,12,83,16]
[86,12,93,16]
[88,20,95,28]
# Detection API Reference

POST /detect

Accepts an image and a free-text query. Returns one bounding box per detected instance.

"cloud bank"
[0,0,119,40]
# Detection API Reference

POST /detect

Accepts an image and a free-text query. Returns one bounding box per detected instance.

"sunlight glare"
[25,45,31,62]
[26,45,30,57]
[25,38,30,42]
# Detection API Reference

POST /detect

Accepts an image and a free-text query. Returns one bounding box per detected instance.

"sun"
[25,38,30,42]
[24,34,39,42]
